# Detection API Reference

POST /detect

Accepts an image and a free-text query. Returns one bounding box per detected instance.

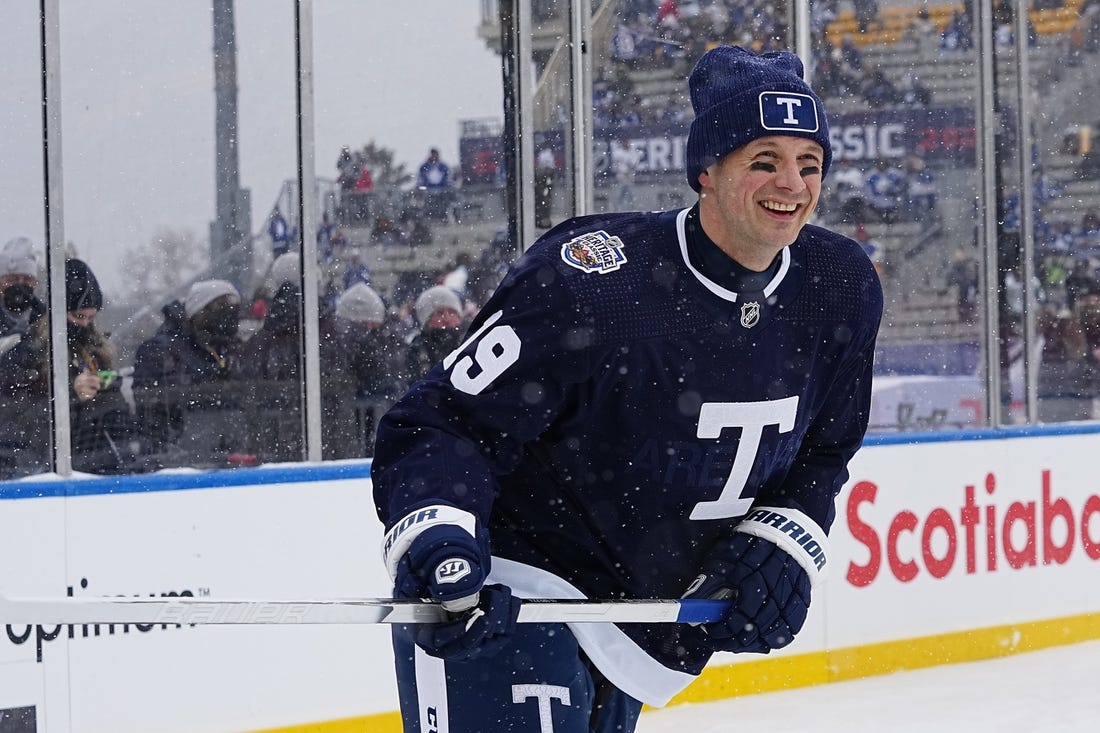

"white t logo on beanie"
[760,92,820,133]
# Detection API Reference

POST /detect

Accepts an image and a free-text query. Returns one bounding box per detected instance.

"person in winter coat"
[0,259,146,475]
[132,279,246,467]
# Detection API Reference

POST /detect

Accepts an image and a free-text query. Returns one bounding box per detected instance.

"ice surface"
[640,640,1100,732]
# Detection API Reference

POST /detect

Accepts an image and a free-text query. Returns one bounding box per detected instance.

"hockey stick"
[0,593,731,626]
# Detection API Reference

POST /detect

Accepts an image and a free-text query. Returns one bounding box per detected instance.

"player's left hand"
[683,532,810,654]
[683,506,827,654]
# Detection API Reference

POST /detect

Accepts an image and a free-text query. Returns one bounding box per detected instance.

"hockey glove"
[383,505,520,661]
[683,506,828,655]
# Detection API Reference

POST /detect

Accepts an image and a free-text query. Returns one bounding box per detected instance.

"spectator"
[897,74,932,108]
[0,237,41,342]
[441,252,473,301]
[864,158,906,222]
[945,249,980,323]
[417,147,454,223]
[336,145,357,192]
[269,252,300,292]
[268,206,291,258]
[828,159,869,223]
[839,35,863,72]
[403,285,464,383]
[249,286,270,322]
[317,211,336,264]
[333,282,406,402]
[0,237,45,477]
[1,259,145,474]
[903,154,938,220]
[853,0,879,32]
[132,280,246,466]
[610,139,641,209]
[861,69,899,108]
[1065,258,1096,310]
[239,278,300,383]
[941,9,974,51]
[909,7,937,37]
[349,156,374,224]
[1079,147,1100,180]
[342,251,373,289]
[854,224,887,283]
[317,282,399,458]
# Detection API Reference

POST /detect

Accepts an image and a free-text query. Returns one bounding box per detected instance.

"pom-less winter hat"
[336,282,386,324]
[0,237,38,279]
[414,286,462,329]
[184,279,240,318]
[270,252,300,288]
[685,45,832,192]
[65,259,103,312]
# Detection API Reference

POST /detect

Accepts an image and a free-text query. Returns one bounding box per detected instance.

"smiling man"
[372,45,883,733]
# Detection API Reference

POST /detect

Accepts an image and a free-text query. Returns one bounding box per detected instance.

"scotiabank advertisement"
[826,435,1100,648]
[1,433,1099,732]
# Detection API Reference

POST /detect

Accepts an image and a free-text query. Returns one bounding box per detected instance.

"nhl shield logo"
[561,230,627,274]
[740,301,761,328]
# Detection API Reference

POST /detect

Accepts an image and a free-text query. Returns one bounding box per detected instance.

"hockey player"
[373,45,883,732]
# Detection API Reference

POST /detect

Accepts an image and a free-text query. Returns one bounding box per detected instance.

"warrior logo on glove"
[435,558,472,584]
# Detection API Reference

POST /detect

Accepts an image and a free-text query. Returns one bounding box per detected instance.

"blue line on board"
[3,422,1100,500]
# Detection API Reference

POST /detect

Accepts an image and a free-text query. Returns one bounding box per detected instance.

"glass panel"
[529,3,575,229]
[1031,0,1100,423]
[313,1,506,458]
[813,0,988,433]
[59,2,300,473]
[593,0,792,215]
[0,6,50,479]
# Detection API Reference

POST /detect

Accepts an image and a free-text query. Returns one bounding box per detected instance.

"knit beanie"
[65,259,103,312]
[335,282,386,324]
[414,286,462,329]
[685,45,831,192]
[184,279,240,318]
[0,237,38,279]
[270,252,300,288]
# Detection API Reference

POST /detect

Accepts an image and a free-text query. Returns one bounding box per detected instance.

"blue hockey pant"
[392,621,643,732]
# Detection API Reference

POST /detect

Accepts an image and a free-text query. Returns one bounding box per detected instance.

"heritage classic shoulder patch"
[560,230,628,274]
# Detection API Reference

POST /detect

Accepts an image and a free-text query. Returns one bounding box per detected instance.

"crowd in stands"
[822,153,941,227]
[0,212,510,479]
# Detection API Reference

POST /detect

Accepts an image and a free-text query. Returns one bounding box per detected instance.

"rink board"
[2,429,1100,732]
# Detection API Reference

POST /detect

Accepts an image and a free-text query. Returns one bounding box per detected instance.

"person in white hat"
[134,279,242,385]
[131,279,245,467]
[320,282,407,460]
[403,285,464,383]
[0,237,43,340]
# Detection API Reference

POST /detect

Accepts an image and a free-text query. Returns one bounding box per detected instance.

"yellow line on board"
[667,610,1100,707]
[249,611,1100,732]
[249,711,403,733]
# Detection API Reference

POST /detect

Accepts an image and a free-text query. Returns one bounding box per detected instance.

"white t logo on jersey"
[689,396,799,520]
[512,684,571,733]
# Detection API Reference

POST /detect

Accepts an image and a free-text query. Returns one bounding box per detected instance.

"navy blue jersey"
[373,207,882,705]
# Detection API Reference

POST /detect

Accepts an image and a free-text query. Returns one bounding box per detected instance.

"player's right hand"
[389,518,520,660]
[394,523,489,612]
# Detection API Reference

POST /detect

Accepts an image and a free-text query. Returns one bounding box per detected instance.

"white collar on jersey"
[674,206,792,303]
